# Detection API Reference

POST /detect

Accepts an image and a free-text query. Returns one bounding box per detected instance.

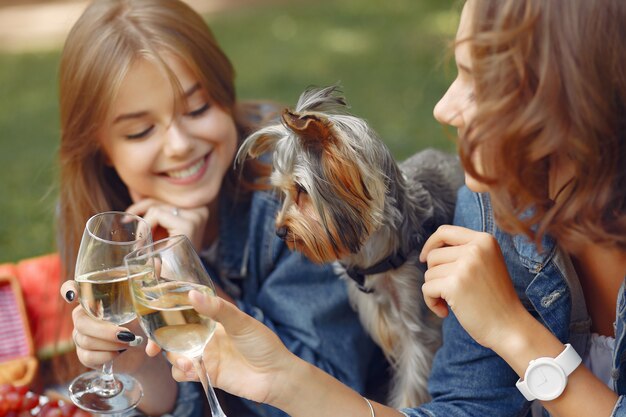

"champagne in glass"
[125,235,228,417]
[69,211,151,414]
[77,267,136,325]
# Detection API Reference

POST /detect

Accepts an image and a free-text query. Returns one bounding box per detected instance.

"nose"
[163,121,192,157]
[433,82,464,129]
[276,226,288,239]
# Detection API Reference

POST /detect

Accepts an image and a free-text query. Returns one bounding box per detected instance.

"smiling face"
[433,2,487,193]
[99,54,238,208]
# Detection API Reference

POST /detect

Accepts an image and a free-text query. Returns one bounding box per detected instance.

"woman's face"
[99,54,238,208]
[433,2,487,193]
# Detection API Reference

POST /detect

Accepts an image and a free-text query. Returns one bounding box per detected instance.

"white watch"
[516,343,582,401]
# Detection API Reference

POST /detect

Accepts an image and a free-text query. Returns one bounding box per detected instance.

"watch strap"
[515,343,582,401]
[554,343,582,376]
[516,378,534,401]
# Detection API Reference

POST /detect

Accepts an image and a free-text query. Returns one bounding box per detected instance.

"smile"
[167,156,206,179]
[163,152,211,184]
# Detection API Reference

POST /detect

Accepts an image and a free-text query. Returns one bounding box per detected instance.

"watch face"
[527,360,566,401]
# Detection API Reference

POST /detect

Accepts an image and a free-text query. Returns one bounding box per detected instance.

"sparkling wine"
[77,267,138,325]
[132,278,215,358]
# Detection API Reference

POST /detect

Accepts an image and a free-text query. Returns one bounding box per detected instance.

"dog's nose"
[276,226,288,239]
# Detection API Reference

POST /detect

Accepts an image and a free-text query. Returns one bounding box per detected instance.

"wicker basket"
[0,274,38,386]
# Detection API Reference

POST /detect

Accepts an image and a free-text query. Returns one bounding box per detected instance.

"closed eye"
[186,102,210,118]
[126,125,154,140]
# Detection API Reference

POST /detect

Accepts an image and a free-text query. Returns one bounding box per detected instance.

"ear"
[281,110,337,151]
[244,133,278,158]
[236,125,285,166]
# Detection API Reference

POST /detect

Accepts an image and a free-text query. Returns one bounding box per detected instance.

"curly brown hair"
[461,0,626,251]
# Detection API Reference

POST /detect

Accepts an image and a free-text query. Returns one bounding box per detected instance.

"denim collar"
[478,192,557,273]
[217,190,251,280]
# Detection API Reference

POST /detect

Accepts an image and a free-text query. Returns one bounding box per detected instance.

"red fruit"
[0,396,10,417]
[12,388,27,397]
[5,393,21,412]
[20,394,39,411]
[0,385,13,395]
[57,402,75,417]
[37,402,62,417]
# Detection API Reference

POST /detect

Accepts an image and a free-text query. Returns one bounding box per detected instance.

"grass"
[0,0,459,264]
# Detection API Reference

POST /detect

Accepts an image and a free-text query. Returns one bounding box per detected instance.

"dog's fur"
[237,85,464,408]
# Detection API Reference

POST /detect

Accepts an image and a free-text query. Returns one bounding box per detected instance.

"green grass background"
[0,0,459,263]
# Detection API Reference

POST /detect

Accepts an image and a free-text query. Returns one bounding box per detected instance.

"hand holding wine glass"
[69,211,151,414]
[124,235,227,417]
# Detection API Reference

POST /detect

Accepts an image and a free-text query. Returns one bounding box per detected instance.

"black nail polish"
[65,290,75,302]
[116,331,136,342]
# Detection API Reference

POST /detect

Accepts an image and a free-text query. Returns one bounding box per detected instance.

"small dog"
[238,85,464,408]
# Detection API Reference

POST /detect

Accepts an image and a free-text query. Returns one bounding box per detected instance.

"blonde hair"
[58,0,271,280]
[461,0,626,251]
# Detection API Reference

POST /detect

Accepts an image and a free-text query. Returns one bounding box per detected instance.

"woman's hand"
[147,292,298,407]
[419,225,530,350]
[61,280,179,415]
[126,197,209,252]
[60,280,146,372]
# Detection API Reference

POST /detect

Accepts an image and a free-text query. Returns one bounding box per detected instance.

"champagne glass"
[124,235,227,417]
[69,211,151,414]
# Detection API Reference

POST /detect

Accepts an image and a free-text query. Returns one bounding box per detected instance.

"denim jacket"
[173,187,385,417]
[403,186,626,417]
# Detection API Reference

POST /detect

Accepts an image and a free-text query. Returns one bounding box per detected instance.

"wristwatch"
[516,343,582,401]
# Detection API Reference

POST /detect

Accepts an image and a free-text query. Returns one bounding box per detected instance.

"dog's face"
[238,86,387,263]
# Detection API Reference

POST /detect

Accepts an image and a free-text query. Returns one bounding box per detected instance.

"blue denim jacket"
[174,188,386,417]
[402,186,626,417]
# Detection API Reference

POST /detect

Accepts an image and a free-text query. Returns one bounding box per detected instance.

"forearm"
[496,312,617,417]
[276,357,403,417]
[132,353,178,416]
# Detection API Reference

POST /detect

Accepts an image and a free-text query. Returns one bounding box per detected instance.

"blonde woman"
[58,1,384,416]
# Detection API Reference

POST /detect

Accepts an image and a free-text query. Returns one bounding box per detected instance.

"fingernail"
[118,349,127,354]
[65,290,75,302]
[116,331,136,342]
[128,335,144,347]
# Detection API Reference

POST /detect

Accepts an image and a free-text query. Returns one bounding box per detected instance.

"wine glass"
[124,235,227,417]
[69,211,151,414]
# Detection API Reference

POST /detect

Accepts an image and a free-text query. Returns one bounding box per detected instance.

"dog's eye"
[294,183,307,205]
[295,183,307,195]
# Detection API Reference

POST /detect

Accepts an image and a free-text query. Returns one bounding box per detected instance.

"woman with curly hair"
[160,1,626,416]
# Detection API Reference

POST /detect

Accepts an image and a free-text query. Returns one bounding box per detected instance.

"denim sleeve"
[236,250,378,393]
[612,396,626,416]
[397,187,531,417]
[400,311,530,417]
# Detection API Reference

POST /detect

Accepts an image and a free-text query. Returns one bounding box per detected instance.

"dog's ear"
[236,125,284,166]
[282,110,337,151]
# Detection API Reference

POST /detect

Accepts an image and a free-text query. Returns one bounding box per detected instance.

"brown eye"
[294,183,307,204]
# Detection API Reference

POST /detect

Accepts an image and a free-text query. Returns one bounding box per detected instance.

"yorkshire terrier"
[237,85,464,408]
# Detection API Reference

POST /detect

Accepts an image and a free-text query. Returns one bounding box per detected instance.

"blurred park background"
[0,0,459,264]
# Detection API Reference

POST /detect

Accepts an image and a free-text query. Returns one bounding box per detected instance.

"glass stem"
[94,360,122,397]
[192,356,227,417]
